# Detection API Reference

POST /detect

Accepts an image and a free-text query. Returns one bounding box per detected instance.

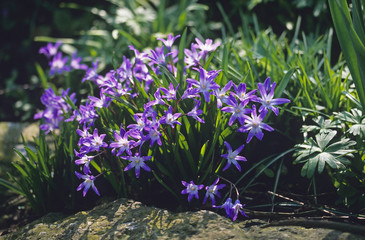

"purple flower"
[88,89,112,109]
[181,83,200,100]
[128,114,150,132]
[34,88,76,134]
[39,41,62,58]
[221,141,247,171]
[76,125,92,145]
[70,52,88,70]
[110,124,136,156]
[129,45,148,62]
[231,199,248,221]
[181,180,204,202]
[97,71,117,89]
[37,111,63,134]
[232,83,257,103]
[157,34,180,50]
[121,152,152,178]
[214,81,233,108]
[237,105,274,143]
[117,56,134,86]
[101,74,132,97]
[143,104,158,118]
[184,44,202,68]
[148,46,171,67]
[203,178,226,205]
[186,99,205,123]
[186,67,220,102]
[83,60,101,83]
[159,106,182,128]
[192,38,220,60]
[74,153,95,174]
[214,198,248,221]
[221,95,251,126]
[147,87,167,107]
[75,172,100,197]
[49,52,70,76]
[66,100,98,127]
[214,197,233,218]
[143,123,162,147]
[81,128,108,152]
[254,77,290,116]
[160,83,179,101]
[133,61,153,92]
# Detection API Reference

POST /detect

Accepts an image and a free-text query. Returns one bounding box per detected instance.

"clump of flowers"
[39,41,87,76]
[33,87,76,134]
[35,35,290,221]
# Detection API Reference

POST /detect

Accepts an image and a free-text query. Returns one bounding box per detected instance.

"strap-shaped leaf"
[197,140,209,171]
[177,28,187,88]
[0,178,24,196]
[329,0,365,109]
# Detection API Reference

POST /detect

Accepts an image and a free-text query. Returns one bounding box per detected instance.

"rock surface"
[1,198,364,240]
[0,122,39,178]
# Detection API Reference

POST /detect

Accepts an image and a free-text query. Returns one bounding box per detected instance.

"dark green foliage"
[0,121,81,215]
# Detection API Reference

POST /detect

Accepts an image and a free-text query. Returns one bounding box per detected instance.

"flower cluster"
[39,41,87,76]
[36,34,290,220]
[214,198,248,221]
[180,178,248,221]
[34,87,76,134]
[181,178,226,205]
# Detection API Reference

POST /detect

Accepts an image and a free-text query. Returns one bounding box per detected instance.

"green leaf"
[152,170,180,202]
[197,140,209,171]
[275,68,296,98]
[257,164,275,178]
[178,132,196,174]
[306,157,318,178]
[315,130,337,150]
[134,77,149,99]
[118,30,142,49]
[237,149,295,193]
[294,128,355,179]
[108,94,137,112]
[159,65,179,93]
[0,178,25,196]
[172,142,188,178]
[325,138,356,153]
[177,28,187,87]
[318,153,331,173]
[154,160,172,179]
[35,62,48,89]
[204,48,219,70]
[217,2,234,36]
[329,0,365,109]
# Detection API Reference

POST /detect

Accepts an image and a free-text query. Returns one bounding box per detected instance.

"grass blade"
[329,0,365,109]
[0,178,24,196]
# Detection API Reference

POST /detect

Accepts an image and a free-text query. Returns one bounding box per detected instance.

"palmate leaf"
[301,116,341,133]
[334,108,365,137]
[335,108,363,123]
[348,123,365,137]
[315,130,337,150]
[294,130,356,178]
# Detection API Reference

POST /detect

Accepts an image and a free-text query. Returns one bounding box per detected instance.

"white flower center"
[52,60,64,70]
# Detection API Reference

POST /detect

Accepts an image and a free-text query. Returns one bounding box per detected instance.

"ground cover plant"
[19,33,290,220]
